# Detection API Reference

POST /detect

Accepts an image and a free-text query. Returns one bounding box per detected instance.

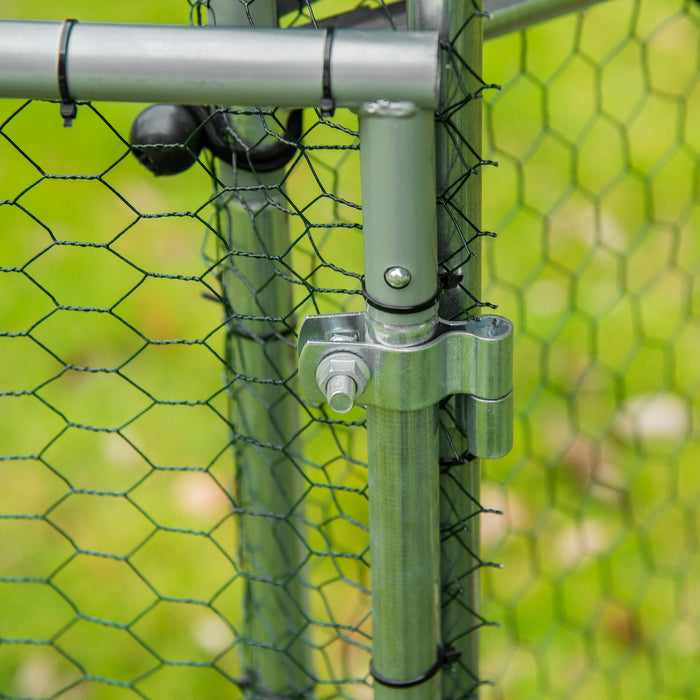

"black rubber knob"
[130,104,204,176]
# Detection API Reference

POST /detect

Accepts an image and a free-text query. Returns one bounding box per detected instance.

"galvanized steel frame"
[0,3,526,696]
[0,21,440,110]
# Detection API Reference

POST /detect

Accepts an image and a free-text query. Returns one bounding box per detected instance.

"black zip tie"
[370,645,461,689]
[320,27,336,118]
[58,19,79,127]
[362,278,442,315]
[361,264,467,315]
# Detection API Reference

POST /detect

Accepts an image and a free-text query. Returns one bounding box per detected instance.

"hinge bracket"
[297,311,513,459]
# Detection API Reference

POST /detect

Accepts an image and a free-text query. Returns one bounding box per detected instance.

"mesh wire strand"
[481,0,700,698]
[2,1,700,699]
[0,1,481,698]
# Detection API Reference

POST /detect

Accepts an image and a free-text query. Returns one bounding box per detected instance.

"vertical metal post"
[220,189,307,696]
[359,105,441,700]
[209,1,307,695]
[408,2,486,695]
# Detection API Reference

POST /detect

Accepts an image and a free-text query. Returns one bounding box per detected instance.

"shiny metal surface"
[368,403,441,700]
[384,266,412,290]
[486,0,609,37]
[315,352,370,414]
[358,105,438,325]
[298,311,513,458]
[0,21,440,109]
[299,312,512,396]
[301,0,609,38]
[209,2,305,696]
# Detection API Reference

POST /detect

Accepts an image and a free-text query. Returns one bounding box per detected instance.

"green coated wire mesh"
[0,1,488,698]
[2,0,698,699]
[481,0,700,698]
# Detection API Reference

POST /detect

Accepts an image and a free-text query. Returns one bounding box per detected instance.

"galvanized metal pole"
[0,21,439,109]
[408,1,486,696]
[486,0,609,38]
[359,104,442,700]
[208,1,307,695]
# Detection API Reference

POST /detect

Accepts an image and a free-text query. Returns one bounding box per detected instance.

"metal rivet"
[384,266,412,289]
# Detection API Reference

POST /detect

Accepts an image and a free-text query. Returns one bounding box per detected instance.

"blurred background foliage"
[1,0,699,698]
[481,1,700,698]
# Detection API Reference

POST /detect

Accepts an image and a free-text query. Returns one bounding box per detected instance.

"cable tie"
[362,279,441,315]
[320,27,336,118]
[58,19,79,127]
[370,646,461,689]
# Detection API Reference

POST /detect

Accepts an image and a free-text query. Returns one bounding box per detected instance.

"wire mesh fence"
[481,0,700,697]
[1,0,698,699]
[0,1,486,698]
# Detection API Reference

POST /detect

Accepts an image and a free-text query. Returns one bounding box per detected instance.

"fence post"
[359,104,442,700]
[408,2,487,695]
[207,1,308,695]
[293,12,511,695]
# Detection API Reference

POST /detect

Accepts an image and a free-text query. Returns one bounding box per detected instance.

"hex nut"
[316,352,370,413]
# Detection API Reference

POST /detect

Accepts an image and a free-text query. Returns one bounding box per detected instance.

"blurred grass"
[0,1,370,696]
[481,1,700,698]
[1,0,700,699]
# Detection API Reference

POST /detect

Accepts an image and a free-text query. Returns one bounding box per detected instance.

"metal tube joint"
[298,311,514,459]
[298,98,514,461]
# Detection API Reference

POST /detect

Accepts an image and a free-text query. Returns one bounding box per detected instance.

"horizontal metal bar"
[298,0,611,39]
[312,4,408,30]
[485,0,611,38]
[0,20,439,109]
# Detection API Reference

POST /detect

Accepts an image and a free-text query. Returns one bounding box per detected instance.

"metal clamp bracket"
[297,311,514,459]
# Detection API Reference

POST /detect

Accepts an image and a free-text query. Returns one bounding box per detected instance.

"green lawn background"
[1,0,699,698]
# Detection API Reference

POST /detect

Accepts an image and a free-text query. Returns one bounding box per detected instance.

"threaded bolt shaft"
[325,374,357,414]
